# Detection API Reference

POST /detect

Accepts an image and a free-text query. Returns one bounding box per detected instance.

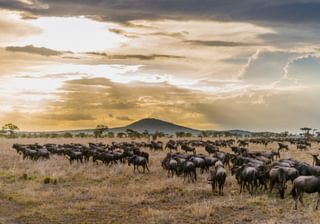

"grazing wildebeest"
[291,176,320,210]
[128,155,149,173]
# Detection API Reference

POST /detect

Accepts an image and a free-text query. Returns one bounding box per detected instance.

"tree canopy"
[94,124,108,139]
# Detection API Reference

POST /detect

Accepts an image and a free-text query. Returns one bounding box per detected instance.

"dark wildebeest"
[181,144,196,154]
[205,144,219,155]
[208,162,227,195]
[65,150,83,164]
[234,165,258,195]
[128,155,149,173]
[161,154,178,177]
[165,141,178,151]
[278,143,289,151]
[291,176,320,210]
[177,160,197,183]
[269,167,287,199]
[311,153,320,166]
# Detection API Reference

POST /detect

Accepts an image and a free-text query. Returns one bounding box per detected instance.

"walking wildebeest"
[128,155,149,173]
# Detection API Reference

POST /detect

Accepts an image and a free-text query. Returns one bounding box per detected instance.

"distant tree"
[126,129,140,138]
[175,132,185,138]
[63,132,73,138]
[117,132,126,138]
[313,129,318,136]
[75,132,87,138]
[300,127,312,138]
[185,132,192,138]
[50,133,59,138]
[107,132,115,138]
[2,123,19,138]
[142,130,150,139]
[94,124,108,139]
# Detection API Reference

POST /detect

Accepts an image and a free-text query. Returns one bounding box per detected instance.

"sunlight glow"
[16,16,126,52]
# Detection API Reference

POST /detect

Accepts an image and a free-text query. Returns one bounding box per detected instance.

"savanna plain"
[0,137,319,224]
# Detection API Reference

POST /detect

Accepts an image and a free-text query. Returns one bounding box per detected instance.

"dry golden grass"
[0,137,319,223]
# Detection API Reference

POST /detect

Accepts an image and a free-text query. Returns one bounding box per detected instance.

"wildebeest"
[177,160,197,183]
[291,176,320,210]
[65,150,83,164]
[181,144,196,154]
[128,155,149,173]
[208,163,227,195]
[269,167,287,199]
[161,153,178,177]
[233,165,258,195]
[205,144,219,155]
[278,143,289,151]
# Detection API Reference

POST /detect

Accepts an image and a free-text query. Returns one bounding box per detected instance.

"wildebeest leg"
[316,192,320,210]
[211,181,215,192]
[269,180,275,194]
[145,163,150,173]
[299,192,305,207]
[294,194,299,210]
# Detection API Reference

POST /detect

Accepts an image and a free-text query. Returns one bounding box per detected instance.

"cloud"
[5,45,63,56]
[116,116,133,121]
[192,87,320,132]
[86,52,185,60]
[1,0,320,25]
[0,10,42,44]
[240,50,300,85]
[281,55,320,86]
[41,113,96,121]
[185,40,258,47]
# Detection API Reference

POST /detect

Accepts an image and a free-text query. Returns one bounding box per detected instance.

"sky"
[0,0,320,132]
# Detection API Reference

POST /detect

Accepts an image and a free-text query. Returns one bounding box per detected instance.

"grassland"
[0,137,319,224]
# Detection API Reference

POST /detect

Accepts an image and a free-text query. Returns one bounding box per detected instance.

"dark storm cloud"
[1,0,320,24]
[5,45,63,56]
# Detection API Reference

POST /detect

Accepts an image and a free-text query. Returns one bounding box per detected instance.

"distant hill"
[19,118,261,137]
[110,118,201,135]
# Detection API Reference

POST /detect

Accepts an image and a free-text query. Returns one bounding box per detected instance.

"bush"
[43,176,51,184]
[43,176,58,185]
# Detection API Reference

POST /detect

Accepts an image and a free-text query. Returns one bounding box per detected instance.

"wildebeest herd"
[11,137,320,210]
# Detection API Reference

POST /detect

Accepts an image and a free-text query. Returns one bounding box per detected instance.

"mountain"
[110,118,201,135]
[20,118,260,137]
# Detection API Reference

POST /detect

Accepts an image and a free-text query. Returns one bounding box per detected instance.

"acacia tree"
[2,123,19,137]
[300,127,312,138]
[94,124,108,140]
